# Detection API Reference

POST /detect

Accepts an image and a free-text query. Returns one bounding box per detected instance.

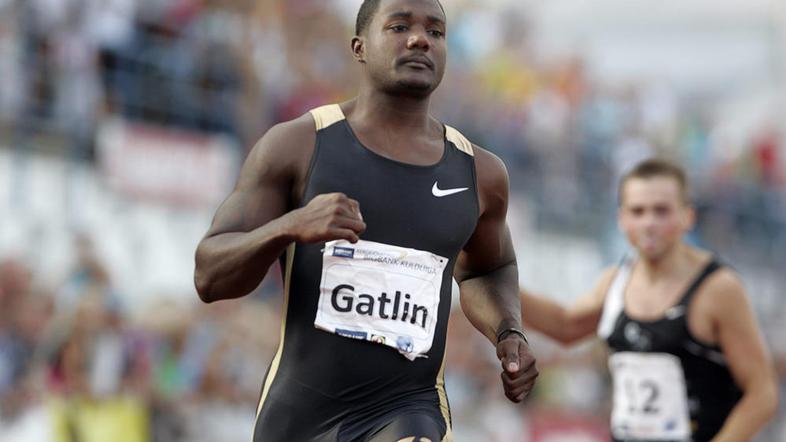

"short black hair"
[618,158,690,205]
[355,0,382,36]
[355,0,445,36]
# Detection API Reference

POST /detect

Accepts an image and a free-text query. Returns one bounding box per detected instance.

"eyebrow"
[385,11,446,26]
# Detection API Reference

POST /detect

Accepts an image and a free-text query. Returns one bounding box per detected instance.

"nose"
[641,212,659,229]
[406,30,430,50]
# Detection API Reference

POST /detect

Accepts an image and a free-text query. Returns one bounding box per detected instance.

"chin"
[396,78,434,93]
[394,72,442,94]
[639,251,662,261]
[638,244,672,261]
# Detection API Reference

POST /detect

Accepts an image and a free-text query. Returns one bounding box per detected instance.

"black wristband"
[496,327,528,344]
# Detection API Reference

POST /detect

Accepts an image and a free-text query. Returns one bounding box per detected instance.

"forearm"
[520,289,571,343]
[459,261,521,343]
[712,383,778,441]
[194,214,295,302]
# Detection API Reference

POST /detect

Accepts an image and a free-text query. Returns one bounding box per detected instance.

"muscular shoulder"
[269,112,317,146]
[692,267,751,324]
[244,113,316,180]
[471,144,510,216]
[596,266,619,291]
[473,145,509,184]
[232,113,319,209]
[587,265,619,305]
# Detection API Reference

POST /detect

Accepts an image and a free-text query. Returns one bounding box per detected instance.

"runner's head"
[352,0,447,98]
[618,159,695,260]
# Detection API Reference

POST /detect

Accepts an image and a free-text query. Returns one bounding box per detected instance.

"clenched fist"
[497,332,538,403]
[287,193,366,243]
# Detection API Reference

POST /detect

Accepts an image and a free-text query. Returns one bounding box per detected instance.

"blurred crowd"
[0,238,280,441]
[0,0,784,441]
[1,0,782,261]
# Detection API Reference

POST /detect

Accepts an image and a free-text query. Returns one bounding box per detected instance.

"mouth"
[638,235,661,249]
[399,56,434,71]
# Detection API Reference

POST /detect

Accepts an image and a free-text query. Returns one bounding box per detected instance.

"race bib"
[609,352,691,441]
[315,239,448,361]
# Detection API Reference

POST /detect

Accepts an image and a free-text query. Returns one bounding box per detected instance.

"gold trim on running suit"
[445,126,474,157]
[436,349,454,442]
[310,104,345,130]
[255,244,296,421]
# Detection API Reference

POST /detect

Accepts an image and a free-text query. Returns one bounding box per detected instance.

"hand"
[288,193,366,243]
[497,334,538,403]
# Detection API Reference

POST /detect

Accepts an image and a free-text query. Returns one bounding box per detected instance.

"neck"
[353,83,434,131]
[638,242,695,282]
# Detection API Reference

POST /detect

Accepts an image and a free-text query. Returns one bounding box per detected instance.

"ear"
[351,36,366,63]
[682,204,696,231]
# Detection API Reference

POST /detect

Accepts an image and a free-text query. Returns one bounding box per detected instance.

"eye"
[655,206,671,216]
[428,29,444,38]
[629,207,644,216]
[390,24,408,32]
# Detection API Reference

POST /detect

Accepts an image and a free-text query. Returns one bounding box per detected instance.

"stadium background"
[0,0,784,440]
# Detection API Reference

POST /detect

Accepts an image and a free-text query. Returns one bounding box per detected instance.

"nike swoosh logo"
[432,182,469,197]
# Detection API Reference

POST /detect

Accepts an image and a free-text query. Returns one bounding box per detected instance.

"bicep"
[566,291,605,325]
[563,267,616,334]
[205,123,306,237]
[714,278,773,390]
[455,149,514,280]
[456,214,515,280]
[205,179,289,238]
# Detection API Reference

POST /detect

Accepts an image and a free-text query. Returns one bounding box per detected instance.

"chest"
[623,279,686,320]
[303,124,479,258]
[614,291,717,352]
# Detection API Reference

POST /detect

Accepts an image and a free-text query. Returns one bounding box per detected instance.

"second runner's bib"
[609,352,691,441]
[315,239,448,361]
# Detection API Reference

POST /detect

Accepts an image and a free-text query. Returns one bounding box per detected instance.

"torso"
[253,103,479,441]
[622,250,717,345]
[599,253,742,442]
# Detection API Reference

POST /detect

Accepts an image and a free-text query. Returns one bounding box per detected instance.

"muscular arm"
[455,147,538,403]
[455,148,519,342]
[194,118,311,302]
[708,271,779,441]
[519,267,616,346]
[194,115,365,303]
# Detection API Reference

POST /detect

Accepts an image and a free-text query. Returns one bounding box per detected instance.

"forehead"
[621,176,683,206]
[375,0,446,22]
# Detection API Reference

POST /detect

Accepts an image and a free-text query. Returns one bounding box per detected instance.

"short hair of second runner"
[618,158,689,205]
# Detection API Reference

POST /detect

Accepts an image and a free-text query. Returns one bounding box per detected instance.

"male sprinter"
[194,1,538,440]
[520,159,778,441]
